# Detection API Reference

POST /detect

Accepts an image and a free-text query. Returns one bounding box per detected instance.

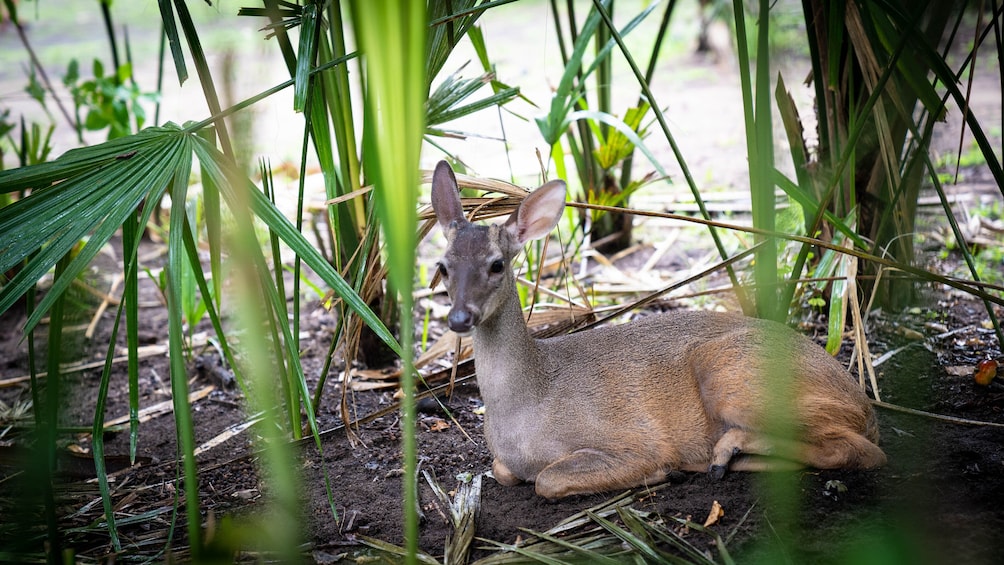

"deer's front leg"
[491,458,522,486]
[534,448,667,499]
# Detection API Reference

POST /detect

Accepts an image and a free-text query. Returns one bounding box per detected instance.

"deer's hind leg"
[798,430,887,469]
[710,427,887,477]
[709,428,787,478]
[533,448,667,499]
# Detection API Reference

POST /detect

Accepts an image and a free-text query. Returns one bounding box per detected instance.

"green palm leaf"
[1,125,189,332]
[0,124,401,355]
[426,67,519,132]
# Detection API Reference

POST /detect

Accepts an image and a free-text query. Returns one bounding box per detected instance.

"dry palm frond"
[471,486,734,565]
[356,534,442,565]
[423,469,483,564]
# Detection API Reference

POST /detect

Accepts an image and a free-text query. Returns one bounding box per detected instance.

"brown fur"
[430,161,886,499]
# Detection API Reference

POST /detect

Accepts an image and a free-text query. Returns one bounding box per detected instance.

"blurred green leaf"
[85,109,108,130]
[350,0,426,558]
[64,59,79,86]
[116,62,132,84]
[25,70,45,105]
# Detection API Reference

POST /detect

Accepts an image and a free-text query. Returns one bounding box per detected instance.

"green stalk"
[93,304,125,552]
[620,0,676,190]
[319,7,363,258]
[155,20,166,125]
[594,1,611,139]
[549,0,569,65]
[752,0,777,320]
[164,151,202,559]
[734,0,778,320]
[779,7,913,312]
[42,255,69,563]
[197,129,224,321]
[99,0,121,77]
[590,0,750,312]
[225,175,305,558]
[293,110,310,356]
[170,0,233,158]
[123,207,140,463]
[263,161,300,437]
[19,275,43,558]
[348,2,425,559]
[291,4,335,360]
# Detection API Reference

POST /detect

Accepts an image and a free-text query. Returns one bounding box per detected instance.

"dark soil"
[1,234,1003,563]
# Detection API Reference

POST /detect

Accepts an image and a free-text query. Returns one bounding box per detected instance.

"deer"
[429,160,887,499]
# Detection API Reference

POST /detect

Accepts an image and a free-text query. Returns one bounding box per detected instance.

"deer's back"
[536,309,874,441]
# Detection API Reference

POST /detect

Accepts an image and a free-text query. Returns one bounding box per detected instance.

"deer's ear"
[431,161,466,230]
[505,179,566,244]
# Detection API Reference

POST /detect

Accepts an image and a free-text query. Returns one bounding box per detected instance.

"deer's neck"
[472,282,545,403]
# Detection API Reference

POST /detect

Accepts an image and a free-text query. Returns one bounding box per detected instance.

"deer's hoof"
[708,464,727,481]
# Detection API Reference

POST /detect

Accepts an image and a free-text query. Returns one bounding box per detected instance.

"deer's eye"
[437,263,449,278]
[489,259,504,274]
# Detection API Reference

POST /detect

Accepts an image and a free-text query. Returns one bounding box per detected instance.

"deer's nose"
[448,308,477,335]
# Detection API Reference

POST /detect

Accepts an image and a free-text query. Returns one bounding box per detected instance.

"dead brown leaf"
[897,327,925,340]
[429,419,450,432]
[353,368,397,381]
[703,500,724,527]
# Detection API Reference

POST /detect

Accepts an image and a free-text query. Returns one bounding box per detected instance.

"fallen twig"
[872,399,1004,428]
